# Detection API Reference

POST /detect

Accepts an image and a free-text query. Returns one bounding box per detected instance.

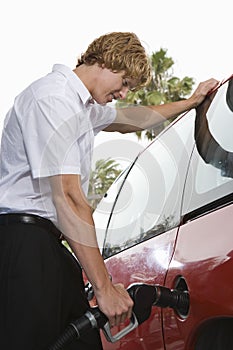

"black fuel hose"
[48,283,189,350]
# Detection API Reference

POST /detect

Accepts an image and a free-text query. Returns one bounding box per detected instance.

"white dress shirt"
[0,64,116,226]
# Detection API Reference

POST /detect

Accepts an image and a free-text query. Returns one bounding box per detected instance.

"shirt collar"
[52,64,94,106]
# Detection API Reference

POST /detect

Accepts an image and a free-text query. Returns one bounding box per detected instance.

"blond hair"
[77,32,152,89]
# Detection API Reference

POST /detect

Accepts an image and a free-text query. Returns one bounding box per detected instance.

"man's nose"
[119,87,129,99]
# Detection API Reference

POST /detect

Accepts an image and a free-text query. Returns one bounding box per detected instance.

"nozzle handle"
[101,312,138,343]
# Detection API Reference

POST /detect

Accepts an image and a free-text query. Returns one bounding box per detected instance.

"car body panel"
[104,227,178,350]
[163,203,233,350]
[93,75,233,349]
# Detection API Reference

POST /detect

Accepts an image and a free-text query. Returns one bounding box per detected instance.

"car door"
[94,109,197,350]
[163,78,233,350]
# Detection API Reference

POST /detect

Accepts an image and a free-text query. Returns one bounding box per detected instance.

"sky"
[0,0,232,151]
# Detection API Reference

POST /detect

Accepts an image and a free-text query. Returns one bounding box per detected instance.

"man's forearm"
[147,98,192,122]
[66,235,112,293]
[106,79,218,134]
[54,195,112,293]
[143,78,218,129]
[50,174,112,293]
[110,99,191,134]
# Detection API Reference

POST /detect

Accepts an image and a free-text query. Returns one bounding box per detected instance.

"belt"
[0,213,63,241]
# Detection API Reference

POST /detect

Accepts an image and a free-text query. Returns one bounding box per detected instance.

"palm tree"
[116,48,195,140]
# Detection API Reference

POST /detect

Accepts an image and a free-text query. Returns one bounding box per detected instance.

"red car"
[93,75,233,350]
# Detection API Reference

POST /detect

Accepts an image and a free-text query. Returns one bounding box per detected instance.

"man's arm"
[105,78,219,133]
[49,174,133,327]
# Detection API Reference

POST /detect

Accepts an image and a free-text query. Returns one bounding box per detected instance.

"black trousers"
[0,221,103,350]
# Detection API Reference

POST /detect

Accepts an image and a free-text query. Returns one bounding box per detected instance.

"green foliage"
[116,48,195,140]
[88,158,122,209]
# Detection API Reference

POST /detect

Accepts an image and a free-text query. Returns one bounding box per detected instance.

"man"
[0,32,218,349]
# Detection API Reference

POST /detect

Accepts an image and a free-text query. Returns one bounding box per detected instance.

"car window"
[93,166,131,251]
[182,78,233,217]
[99,110,196,258]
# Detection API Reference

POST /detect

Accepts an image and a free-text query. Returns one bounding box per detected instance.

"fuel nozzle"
[128,284,189,323]
[49,283,190,349]
[154,284,190,316]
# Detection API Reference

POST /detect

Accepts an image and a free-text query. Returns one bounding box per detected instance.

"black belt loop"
[0,213,64,241]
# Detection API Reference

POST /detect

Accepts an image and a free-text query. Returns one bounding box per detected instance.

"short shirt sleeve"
[89,104,117,135]
[18,94,93,179]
